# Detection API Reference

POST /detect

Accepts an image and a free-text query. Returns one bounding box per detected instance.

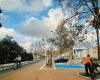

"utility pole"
[93,0,100,60]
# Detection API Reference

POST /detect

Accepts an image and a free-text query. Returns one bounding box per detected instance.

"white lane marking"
[40,64,46,70]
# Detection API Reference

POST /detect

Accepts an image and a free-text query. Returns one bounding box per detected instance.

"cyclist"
[15,54,22,68]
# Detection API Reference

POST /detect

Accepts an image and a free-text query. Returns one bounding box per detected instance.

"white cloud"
[19,8,64,38]
[13,35,33,52]
[20,42,32,52]
[0,27,15,39]
[0,0,52,12]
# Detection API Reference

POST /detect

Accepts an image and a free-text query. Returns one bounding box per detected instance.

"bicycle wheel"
[13,63,17,70]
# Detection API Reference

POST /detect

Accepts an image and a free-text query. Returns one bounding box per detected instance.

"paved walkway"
[0,61,91,80]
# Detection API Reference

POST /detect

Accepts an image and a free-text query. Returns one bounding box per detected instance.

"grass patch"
[79,73,87,76]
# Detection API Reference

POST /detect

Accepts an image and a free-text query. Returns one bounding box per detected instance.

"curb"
[77,72,91,79]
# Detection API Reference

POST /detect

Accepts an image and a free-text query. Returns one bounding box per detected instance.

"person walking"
[83,55,93,76]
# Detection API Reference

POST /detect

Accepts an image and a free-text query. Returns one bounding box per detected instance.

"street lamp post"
[42,39,47,64]
[45,47,47,64]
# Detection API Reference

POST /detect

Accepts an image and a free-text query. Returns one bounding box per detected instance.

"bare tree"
[55,0,100,60]
[32,40,45,59]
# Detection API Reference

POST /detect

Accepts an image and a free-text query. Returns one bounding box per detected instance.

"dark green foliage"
[0,36,33,64]
[0,23,2,28]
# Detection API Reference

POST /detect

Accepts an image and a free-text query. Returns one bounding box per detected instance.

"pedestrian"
[15,54,22,68]
[83,55,93,76]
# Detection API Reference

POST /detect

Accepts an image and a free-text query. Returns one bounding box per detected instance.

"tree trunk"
[67,48,73,64]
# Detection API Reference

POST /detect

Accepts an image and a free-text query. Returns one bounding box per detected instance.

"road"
[0,61,90,80]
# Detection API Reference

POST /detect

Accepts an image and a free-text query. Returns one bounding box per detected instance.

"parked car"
[54,58,68,63]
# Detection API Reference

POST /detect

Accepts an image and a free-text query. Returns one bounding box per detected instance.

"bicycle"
[13,61,22,70]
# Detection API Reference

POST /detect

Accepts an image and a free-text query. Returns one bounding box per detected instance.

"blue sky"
[0,0,64,29]
[2,1,54,28]
[1,0,61,29]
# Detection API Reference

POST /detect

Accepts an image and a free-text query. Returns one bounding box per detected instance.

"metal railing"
[0,61,34,71]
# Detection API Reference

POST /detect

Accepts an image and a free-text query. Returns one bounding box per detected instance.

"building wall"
[73,47,98,59]
[91,48,98,58]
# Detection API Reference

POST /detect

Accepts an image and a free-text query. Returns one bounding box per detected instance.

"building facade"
[73,47,98,60]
